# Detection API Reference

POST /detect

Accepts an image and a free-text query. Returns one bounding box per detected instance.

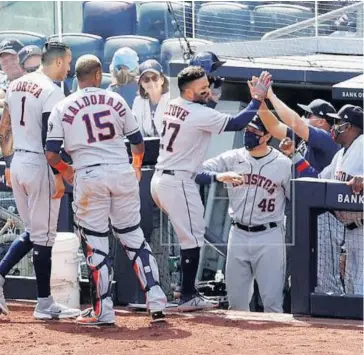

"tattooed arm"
[0,103,14,166]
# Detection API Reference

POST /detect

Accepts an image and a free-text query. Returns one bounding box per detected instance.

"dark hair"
[76,58,102,81]
[41,41,70,65]
[177,66,206,91]
[139,73,169,99]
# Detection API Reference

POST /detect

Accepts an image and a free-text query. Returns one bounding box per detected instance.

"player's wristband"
[53,160,69,172]
[291,152,304,164]
[3,153,13,168]
[132,152,144,169]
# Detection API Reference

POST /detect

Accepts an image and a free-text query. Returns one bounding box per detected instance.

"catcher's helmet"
[248,115,268,135]
[189,51,226,74]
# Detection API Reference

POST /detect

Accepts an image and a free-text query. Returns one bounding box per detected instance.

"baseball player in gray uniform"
[151,67,272,311]
[46,55,167,325]
[282,105,364,295]
[0,42,80,319]
[196,116,291,312]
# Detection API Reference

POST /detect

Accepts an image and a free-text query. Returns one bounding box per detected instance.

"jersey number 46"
[258,198,276,212]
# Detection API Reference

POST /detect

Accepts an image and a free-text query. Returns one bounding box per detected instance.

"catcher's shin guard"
[112,225,160,292]
[79,226,113,318]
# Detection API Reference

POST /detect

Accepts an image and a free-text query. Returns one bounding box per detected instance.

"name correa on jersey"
[62,94,128,124]
[10,80,43,98]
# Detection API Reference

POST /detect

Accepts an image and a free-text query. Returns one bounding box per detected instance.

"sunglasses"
[304,112,314,119]
[141,74,159,83]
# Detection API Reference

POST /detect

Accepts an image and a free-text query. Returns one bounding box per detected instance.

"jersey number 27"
[82,110,115,143]
[160,121,180,152]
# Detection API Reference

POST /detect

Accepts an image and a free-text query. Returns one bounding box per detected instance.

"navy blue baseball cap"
[189,51,226,74]
[0,39,24,56]
[18,45,41,65]
[138,59,163,81]
[327,104,363,130]
[248,115,268,134]
[297,99,337,120]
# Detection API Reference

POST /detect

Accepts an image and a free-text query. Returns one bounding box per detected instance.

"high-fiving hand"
[247,71,273,102]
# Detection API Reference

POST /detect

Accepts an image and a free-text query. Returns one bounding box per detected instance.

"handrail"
[262,2,362,40]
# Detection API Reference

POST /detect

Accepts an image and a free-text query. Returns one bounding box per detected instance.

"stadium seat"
[137,1,192,43]
[48,33,104,77]
[160,38,212,75]
[82,1,137,39]
[196,2,254,42]
[253,4,313,39]
[103,35,161,73]
[0,31,46,47]
[72,73,112,92]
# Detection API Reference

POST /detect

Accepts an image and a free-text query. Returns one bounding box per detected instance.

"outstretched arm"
[268,88,310,141]
[224,71,272,132]
[257,101,288,140]
[195,153,244,185]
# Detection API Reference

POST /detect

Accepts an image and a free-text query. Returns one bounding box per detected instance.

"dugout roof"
[332,74,364,101]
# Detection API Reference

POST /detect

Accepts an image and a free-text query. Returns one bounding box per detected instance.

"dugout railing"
[291,178,363,320]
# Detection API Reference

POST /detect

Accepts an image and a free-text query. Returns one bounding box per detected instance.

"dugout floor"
[0,302,362,355]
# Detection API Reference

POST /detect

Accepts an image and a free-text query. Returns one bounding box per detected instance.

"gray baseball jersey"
[5,71,64,246]
[6,72,64,153]
[47,87,167,318]
[201,147,291,312]
[47,87,139,170]
[156,97,231,173]
[202,147,292,225]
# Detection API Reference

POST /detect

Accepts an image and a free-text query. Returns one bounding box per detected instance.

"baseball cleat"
[33,297,80,320]
[177,295,219,312]
[150,310,166,324]
[0,281,9,316]
[75,308,115,326]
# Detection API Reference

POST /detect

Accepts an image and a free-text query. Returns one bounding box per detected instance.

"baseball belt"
[232,221,277,233]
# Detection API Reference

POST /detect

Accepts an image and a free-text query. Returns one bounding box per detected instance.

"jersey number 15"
[82,110,115,143]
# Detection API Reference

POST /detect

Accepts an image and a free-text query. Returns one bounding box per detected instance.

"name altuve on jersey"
[62,94,127,124]
[11,80,43,98]
[164,104,190,121]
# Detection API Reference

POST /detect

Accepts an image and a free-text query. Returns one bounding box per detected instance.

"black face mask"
[331,122,349,141]
[244,131,262,151]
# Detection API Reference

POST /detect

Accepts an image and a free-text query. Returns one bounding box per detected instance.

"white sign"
[337,193,364,204]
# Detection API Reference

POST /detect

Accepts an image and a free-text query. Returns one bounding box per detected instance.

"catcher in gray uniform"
[196,116,291,312]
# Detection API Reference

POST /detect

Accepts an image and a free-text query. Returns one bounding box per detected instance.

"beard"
[193,91,210,105]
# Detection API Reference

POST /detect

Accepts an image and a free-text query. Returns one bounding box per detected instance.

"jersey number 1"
[82,110,116,144]
[20,96,26,126]
[160,121,180,152]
